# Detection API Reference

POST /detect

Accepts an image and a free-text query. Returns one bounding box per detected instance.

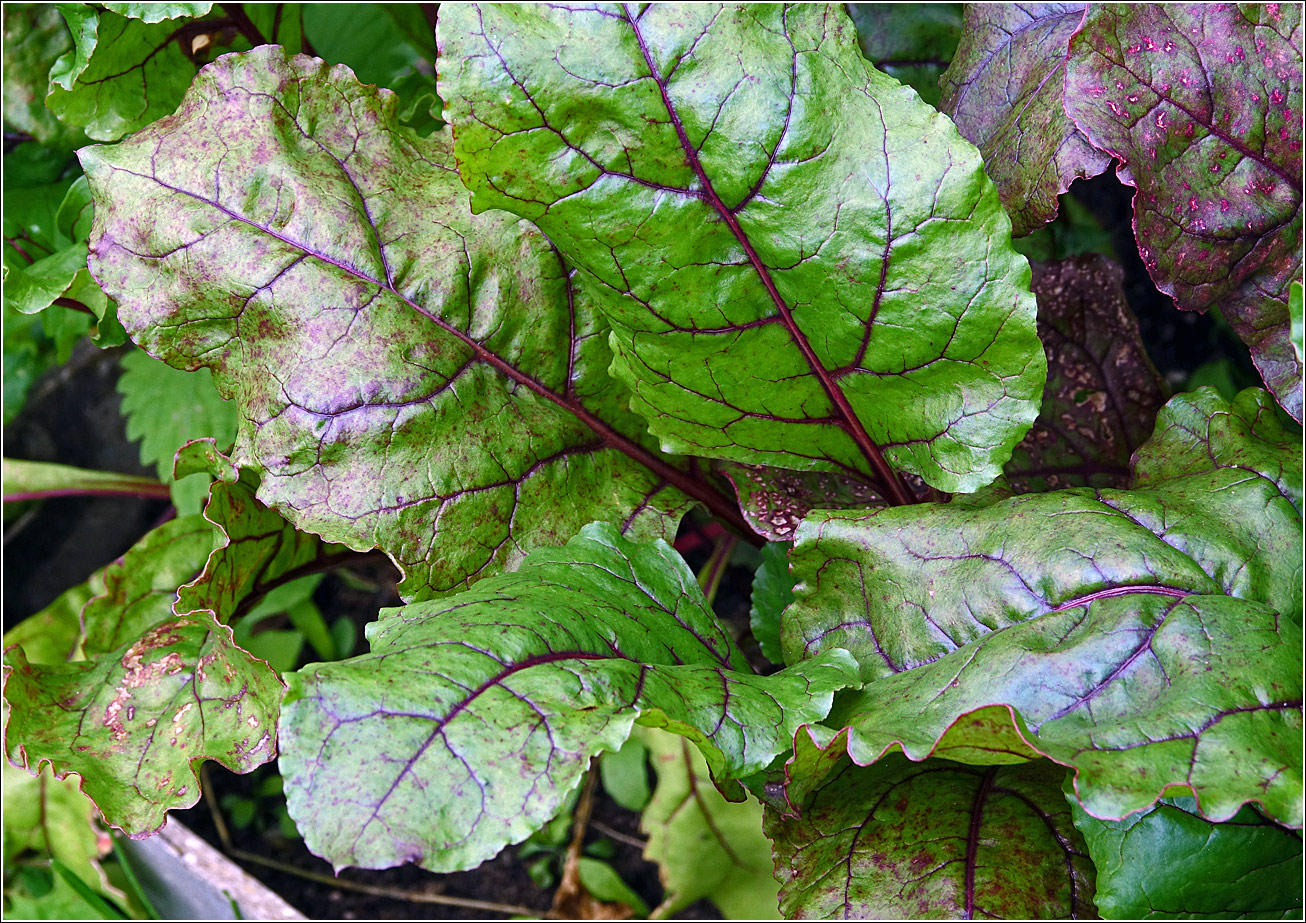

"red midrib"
[626,11,914,506]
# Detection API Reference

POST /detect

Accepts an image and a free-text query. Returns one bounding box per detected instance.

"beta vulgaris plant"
[3,3,1303,919]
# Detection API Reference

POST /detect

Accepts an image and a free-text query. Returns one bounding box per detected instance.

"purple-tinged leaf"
[766,753,1095,919]
[3,609,281,836]
[1006,255,1169,492]
[1064,4,1304,421]
[81,47,747,600]
[1070,793,1304,918]
[440,4,1046,499]
[782,388,1302,826]
[940,3,1112,236]
[785,388,1301,680]
[278,524,859,873]
[720,462,883,543]
[803,592,1302,827]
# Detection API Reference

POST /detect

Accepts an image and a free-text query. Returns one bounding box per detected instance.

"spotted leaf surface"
[766,755,1095,919]
[940,3,1112,236]
[1071,794,1303,919]
[1064,4,1304,421]
[1006,255,1169,492]
[278,524,859,873]
[3,610,282,836]
[720,461,884,543]
[440,4,1045,498]
[81,47,743,600]
[782,388,1302,826]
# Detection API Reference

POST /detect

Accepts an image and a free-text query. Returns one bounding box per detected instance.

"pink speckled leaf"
[80,47,750,601]
[1064,3,1304,421]
[941,3,1112,236]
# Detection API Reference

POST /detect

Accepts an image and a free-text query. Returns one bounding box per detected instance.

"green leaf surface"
[638,728,780,920]
[940,3,1110,236]
[439,4,1046,497]
[1071,793,1303,919]
[82,47,745,599]
[576,858,649,917]
[766,754,1095,919]
[2,577,96,666]
[2,4,90,149]
[1291,279,1303,366]
[99,3,213,22]
[4,864,119,920]
[2,762,123,904]
[748,542,792,665]
[1006,255,1169,493]
[47,5,203,142]
[1064,4,1304,422]
[783,388,1302,825]
[278,524,859,873]
[847,3,962,107]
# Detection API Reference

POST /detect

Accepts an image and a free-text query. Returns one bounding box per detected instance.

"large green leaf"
[81,47,752,600]
[1006,255,1168,493]
[439,4,1046,498]
[939,4,1111,236]
[278,523,859,873]
[1064,4,1304,422]
[638,728,780,920]
[1070,793,1303,919]
[766,754,1096,919]
[783,388,1302,826]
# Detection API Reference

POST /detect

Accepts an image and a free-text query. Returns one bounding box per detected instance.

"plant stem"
[697,533,737,608]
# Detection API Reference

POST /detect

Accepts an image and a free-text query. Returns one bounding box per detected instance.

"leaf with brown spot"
[1006,255,1169,493]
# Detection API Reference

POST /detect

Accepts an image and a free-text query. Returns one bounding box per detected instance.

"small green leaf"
[576,858,649,917]
[639,728,780,920]
[117,349,239,515]
[1069,792,1304,919]
[598,734,651,813]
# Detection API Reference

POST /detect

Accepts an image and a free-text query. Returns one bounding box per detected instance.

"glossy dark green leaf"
[1064,4,1304,421]
[940,4,1111,236]
[767,754,1095,919]
[1006,255,1169,492]
[302,3,426,87]
[278,524,859,872]
[783,388,1302,826]
[748,541,792,665]
[440,4,1045,498]
[1071,793,1304,919]
[847,3,962,107]
[81,47,752,599]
